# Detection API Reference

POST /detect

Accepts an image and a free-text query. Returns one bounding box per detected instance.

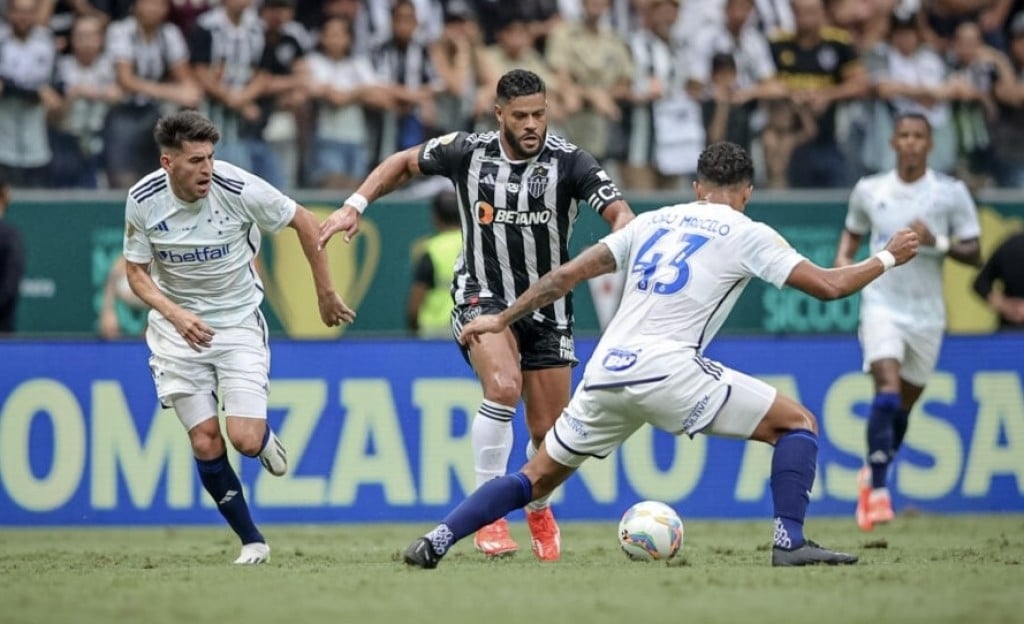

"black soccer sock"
[771,429,817,549]
[867,392,900,489]
[892,408,911,452]
[196,454,264,545]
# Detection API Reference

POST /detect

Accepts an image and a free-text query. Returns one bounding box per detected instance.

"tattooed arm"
[459,242,619,344]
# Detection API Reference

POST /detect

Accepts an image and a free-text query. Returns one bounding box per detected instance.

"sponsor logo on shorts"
[680,393,710,432]
[559,335,576,361]
[602,348,637,371]
[562,414,588,439]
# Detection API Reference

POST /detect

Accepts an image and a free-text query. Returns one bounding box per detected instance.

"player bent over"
[403,141,919,568]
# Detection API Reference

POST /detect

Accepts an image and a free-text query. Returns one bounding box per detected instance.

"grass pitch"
[1,514,1021,624]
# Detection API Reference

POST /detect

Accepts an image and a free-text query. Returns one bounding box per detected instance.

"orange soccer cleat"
[867,489,895,526]
[526,507,561,562]
[855,466,874,532]
[474,518,519,557]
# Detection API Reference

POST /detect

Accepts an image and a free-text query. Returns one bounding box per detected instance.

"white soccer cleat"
[234,542,270,565]
[258,431,288,477]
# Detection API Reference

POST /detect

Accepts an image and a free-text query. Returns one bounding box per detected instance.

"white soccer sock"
[525,439,553,512]
[473,399,516,488]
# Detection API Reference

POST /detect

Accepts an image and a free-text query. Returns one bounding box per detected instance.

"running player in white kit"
[123,111,355,564]
[834,112,981,532]
[402,141,919,568]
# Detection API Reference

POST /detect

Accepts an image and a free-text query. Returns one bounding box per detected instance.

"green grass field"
[2,515,1022,624]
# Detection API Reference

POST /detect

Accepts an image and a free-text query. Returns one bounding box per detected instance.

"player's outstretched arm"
[289,205,356,327]
[786,228,919,300]
[601,199,636,232]
[318,145,423,249]
[459,242,618,345]
[124,259,214,352]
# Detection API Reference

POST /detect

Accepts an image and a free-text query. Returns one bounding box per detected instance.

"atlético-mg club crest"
[527,166,549,198]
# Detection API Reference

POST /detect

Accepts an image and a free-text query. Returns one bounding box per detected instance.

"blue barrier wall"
[0,335,1021,526]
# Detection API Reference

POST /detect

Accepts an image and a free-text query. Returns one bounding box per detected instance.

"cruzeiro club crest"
[527,165,549,199]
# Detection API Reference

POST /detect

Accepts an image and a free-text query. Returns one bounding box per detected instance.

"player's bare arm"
[601,199,636,231]
[318,145,423,248]
[459,243,618,345]
[908,218,982,267]
[833,229,863,268]
[124,259,214,351]
[289,205,356,327]
[788,228,919,300]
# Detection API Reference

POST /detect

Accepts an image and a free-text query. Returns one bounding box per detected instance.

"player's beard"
[505,126,544,159]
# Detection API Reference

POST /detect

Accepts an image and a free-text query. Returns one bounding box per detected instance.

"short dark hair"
[432,190,460,226]
[496,69,545,103]
[893,111,932,135]
[153,111,220,151]
[696,142,753,187]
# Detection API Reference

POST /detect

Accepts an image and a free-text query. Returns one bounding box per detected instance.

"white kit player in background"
[122,111,354,564]
[401,141,918,570]
[834,112,981,532]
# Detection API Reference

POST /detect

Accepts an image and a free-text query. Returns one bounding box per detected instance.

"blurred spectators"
[859,12,957,175]
[0,0,61,187]
[369,0,438,164]
[51,13,121,188]
[992,11,1024,186]
[945,20,1015,187]
[428,1,498,133]
[103,0,200,188]
[622,0,703,190]
[770,0,869,188]
[3,0,1024,191]
[307,15,391,189]
[191,0,285,187]
[258,0,311,190]
[545,0,633,162]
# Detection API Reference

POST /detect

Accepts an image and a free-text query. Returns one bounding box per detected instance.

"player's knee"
[481,371,522,406]
[189,426,226,459]
[787,404,818,435]
[228,431,263,457]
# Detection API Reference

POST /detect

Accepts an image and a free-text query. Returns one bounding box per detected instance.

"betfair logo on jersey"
[475,201,552,226]
[157,244,230,263]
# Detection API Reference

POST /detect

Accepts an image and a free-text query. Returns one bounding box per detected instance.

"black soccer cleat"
[403,537,442,569]
[771,540,859,567]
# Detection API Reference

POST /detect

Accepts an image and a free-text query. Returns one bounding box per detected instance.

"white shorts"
[545,352,778,468]
[146,310,270,430]
[858,306,942,387]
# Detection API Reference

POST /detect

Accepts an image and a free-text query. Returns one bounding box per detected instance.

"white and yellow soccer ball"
[618,500,684,562]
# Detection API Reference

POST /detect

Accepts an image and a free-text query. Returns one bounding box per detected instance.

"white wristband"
[934,235,950,254]
[344,192,369,214]
[875,250,897,272]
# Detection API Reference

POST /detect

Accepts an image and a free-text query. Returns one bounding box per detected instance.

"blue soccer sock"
[771,429,818,549]
[423,472,533,557]
[892,407,911,452]
[867,392,900,489]
[196,454,264,545]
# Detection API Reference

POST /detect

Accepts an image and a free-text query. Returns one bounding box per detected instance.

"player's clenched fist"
[884,228,920,266]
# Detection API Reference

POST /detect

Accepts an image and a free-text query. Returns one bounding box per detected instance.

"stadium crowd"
[1,0,1023,191]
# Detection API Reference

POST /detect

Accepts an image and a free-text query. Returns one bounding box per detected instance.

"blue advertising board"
[0,335,1021,526]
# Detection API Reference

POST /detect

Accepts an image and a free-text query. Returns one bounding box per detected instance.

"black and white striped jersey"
[417,130,624,330]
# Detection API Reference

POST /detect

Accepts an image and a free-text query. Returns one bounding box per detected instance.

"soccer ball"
[618,500,684,561]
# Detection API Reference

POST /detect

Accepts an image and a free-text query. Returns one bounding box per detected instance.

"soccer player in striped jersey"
[402,141,918,569]
[834,112,981,532]
[318,69,635,561]
[123,111,355,564]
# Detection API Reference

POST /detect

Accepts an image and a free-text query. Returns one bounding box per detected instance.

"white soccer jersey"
[123,160,296,328]
[585,201,806,386]
[844,169,980,327]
